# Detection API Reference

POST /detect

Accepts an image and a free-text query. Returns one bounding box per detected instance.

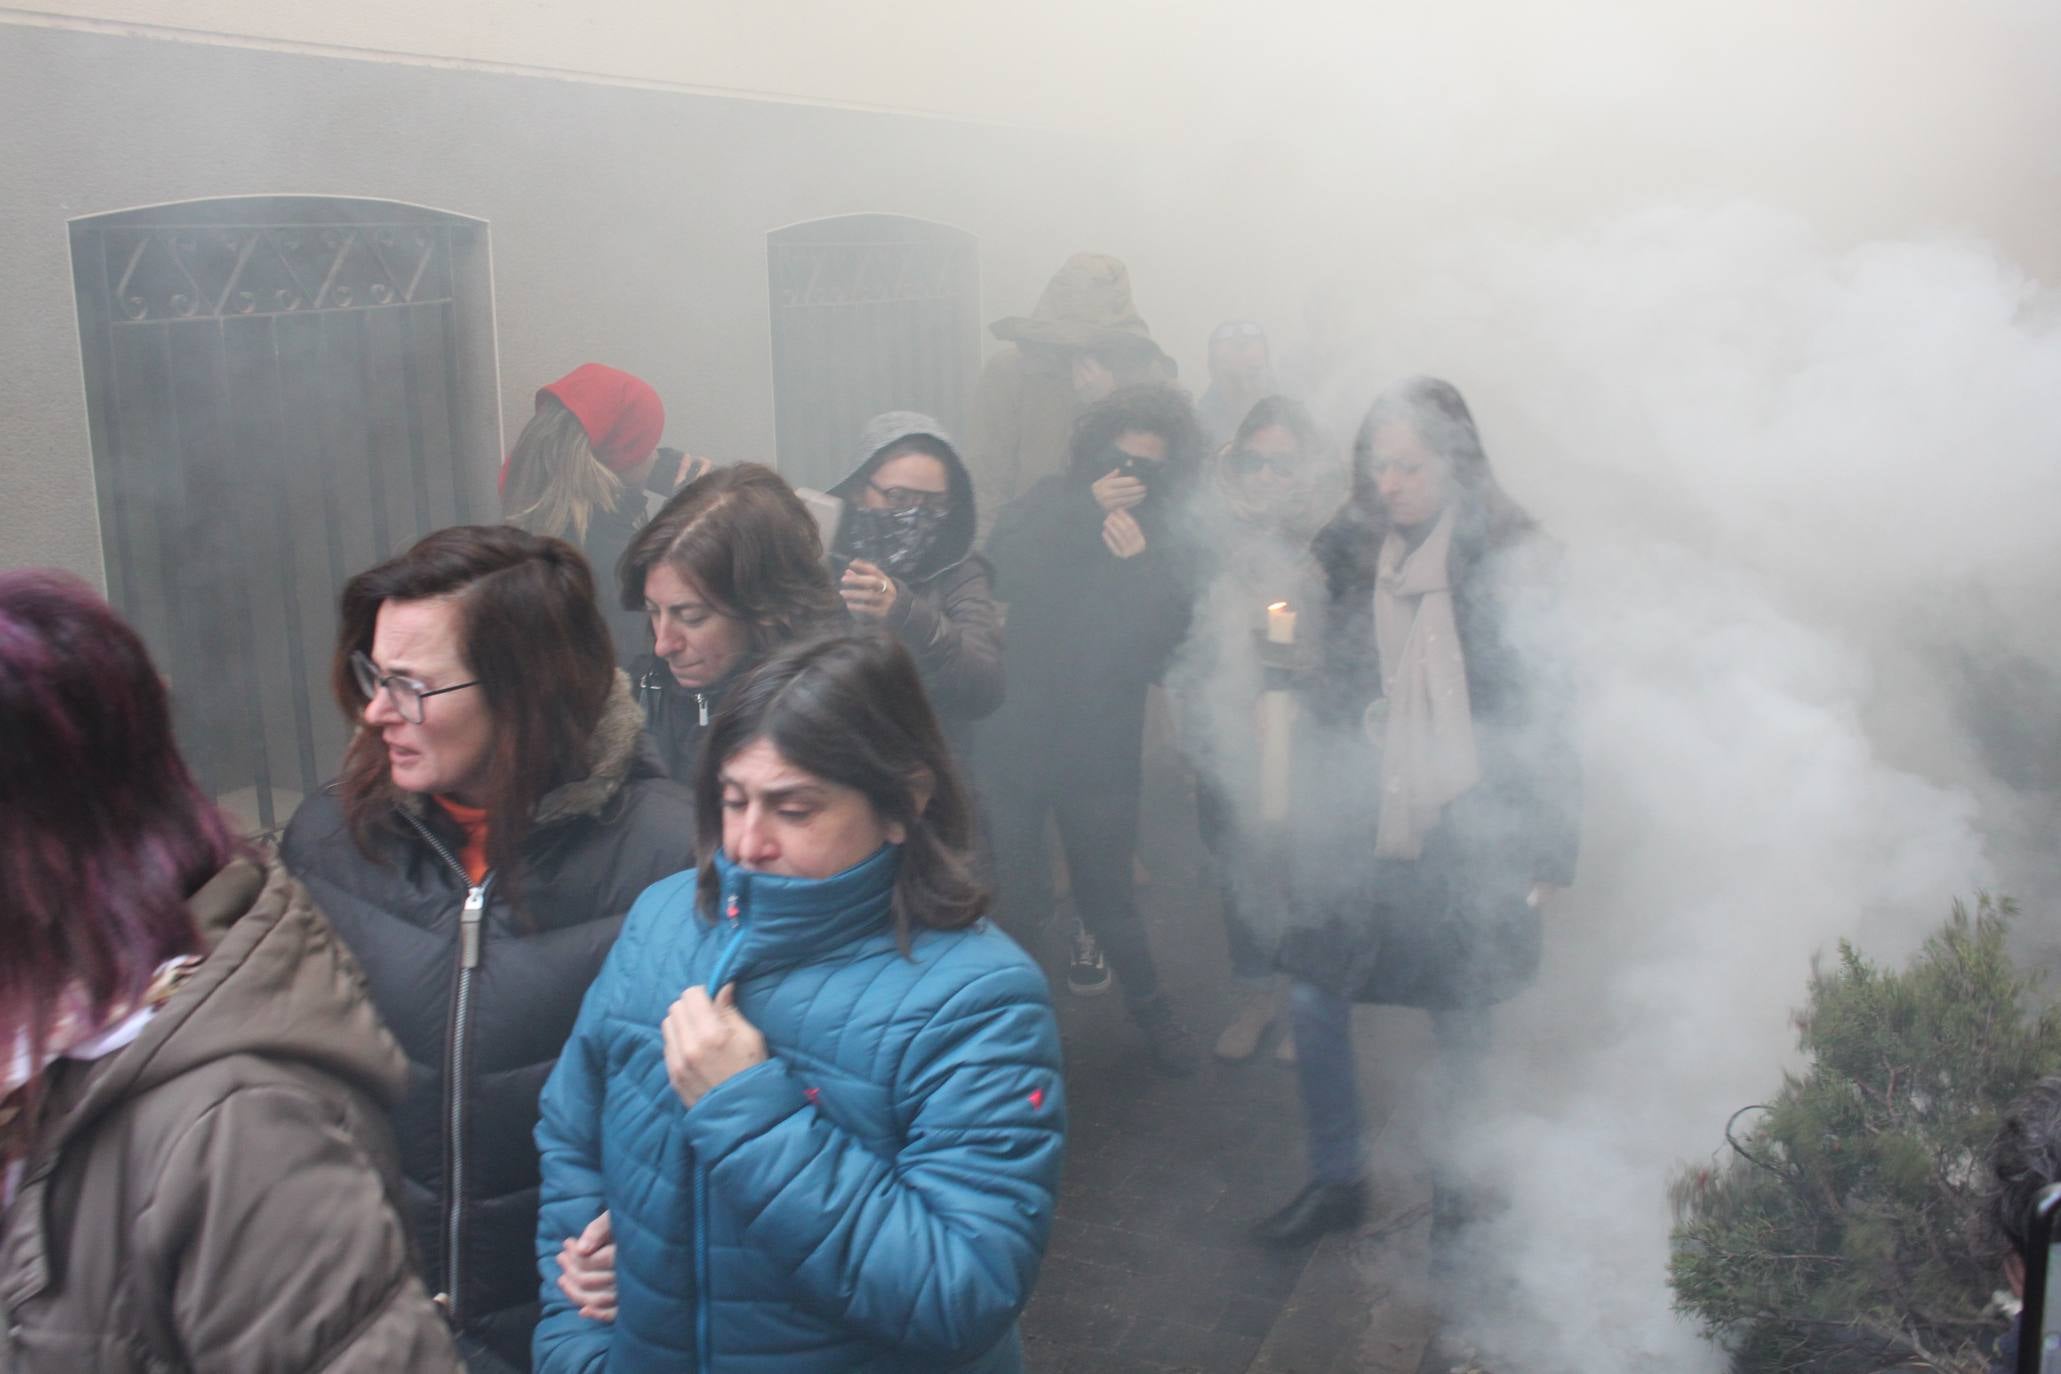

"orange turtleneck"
[433,796,491,884]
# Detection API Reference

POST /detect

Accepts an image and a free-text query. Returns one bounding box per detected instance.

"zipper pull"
[461,886,485,969]
[697,692,710,726]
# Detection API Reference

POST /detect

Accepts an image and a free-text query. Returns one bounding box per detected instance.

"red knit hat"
[537,364,666,473]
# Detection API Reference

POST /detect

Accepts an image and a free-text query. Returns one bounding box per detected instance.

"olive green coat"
[0,854,461,1373]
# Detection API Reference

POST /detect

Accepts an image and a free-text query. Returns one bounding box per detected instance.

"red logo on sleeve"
[1028,1086,1046,1111]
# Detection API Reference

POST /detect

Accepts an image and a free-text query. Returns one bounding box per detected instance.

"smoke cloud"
[12,3,2061,1366]
[1172,200,2061,1368]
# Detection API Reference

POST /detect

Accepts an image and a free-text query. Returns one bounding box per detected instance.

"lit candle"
[1266,601,1297,645]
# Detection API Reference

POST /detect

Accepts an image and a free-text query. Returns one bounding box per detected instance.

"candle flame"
[1267,601,1288,612]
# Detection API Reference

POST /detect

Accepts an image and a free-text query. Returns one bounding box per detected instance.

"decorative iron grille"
[767,215,980,492]
[70,196,501,835]
[106,222,454,321]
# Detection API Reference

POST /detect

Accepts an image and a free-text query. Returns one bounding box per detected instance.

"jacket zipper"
[636,668,666,717]
[401,810,493,1327]
[638,668,711,732]
[693,877,752,1374]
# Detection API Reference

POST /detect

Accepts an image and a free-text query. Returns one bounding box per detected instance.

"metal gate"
[767,214,980,491]
[69,196,501,835]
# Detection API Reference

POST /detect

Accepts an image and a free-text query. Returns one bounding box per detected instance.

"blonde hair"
[501,399,623,544]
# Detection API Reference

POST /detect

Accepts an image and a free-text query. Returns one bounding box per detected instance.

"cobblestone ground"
[1012,723,1447,1373]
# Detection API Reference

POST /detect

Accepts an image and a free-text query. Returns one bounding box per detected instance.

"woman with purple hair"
[0,570,460,1372]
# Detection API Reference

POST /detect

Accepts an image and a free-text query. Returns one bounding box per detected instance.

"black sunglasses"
[1225,449,1300,479]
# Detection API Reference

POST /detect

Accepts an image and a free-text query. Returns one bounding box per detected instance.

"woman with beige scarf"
[1252,378,1581,1254]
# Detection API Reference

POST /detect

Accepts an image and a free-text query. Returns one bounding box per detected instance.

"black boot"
[1250,1179,1367,1247]
[1130,995,1199,1077]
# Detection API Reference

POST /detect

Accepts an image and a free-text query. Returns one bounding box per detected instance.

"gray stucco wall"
[0,24,1099,585]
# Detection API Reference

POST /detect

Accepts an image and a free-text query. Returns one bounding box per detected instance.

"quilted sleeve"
[679,959,1065,1360]
[530,894,660,1374]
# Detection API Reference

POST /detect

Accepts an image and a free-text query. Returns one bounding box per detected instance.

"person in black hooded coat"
[980,384,1206,1077]
[279,527,696,1374]
[829,412,1005,766]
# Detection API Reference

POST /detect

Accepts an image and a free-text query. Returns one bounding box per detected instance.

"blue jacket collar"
[709,845,900,978]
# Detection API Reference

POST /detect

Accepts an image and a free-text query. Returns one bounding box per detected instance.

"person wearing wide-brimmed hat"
[966,253,1174,522]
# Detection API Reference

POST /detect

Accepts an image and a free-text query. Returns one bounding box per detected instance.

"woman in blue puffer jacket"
[533,632,1066,1374]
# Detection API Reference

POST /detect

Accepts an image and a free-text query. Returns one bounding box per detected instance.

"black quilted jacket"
[280,679,695,1372]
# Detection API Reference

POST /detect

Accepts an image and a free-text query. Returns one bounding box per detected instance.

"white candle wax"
[1259,689,1296,825]
[1266,601,1297,645]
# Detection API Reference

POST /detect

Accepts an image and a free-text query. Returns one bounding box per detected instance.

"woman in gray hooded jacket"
[830,412,1006,762]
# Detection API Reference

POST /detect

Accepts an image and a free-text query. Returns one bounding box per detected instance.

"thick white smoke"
[1178,203,2061,1369]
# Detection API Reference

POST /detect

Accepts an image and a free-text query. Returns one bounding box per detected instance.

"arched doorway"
[766,213,980,491]
[69,195,500,832]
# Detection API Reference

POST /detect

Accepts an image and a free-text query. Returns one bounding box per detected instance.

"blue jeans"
[1289,980,1490,1186]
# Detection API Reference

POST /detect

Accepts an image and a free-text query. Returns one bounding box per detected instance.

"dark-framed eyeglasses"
[1226,448,1300,479]
[349,650,480,725]
[866,480,951,514]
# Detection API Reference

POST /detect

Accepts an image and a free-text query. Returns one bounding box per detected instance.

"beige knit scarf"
[1371,509,1480,858]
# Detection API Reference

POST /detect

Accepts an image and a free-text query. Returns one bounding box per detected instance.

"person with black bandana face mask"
[830,413,1005,766]
[980,385,1205,1076]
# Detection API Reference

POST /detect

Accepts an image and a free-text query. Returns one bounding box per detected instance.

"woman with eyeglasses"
[1173,396,1345,1063]
[828,412,1004,762]
[280,525,697,1374]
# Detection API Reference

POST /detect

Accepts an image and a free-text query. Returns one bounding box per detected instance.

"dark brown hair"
[332,525,614,880]
[1349,375,1538,561]
[1067,383,1206,486]
[0,571,229,1122]
[692,632,985,945]
[1233,393,1322,456]
[1217,394,1345,537]
[617,463,843,659]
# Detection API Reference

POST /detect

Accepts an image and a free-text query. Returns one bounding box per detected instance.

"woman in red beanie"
[503,364,686,669]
